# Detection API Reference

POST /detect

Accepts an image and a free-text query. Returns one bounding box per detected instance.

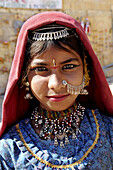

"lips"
[47,94,70,102]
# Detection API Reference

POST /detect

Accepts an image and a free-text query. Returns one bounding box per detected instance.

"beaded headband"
[29,24,78,41]
[32,28,69,41]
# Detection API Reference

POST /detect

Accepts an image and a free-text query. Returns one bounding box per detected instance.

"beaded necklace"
[31,103,85,147]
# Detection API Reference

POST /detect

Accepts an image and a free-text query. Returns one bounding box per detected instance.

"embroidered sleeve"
[0,139,15,169]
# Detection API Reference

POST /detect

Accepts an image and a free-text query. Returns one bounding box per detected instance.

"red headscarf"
[0,11,113,137]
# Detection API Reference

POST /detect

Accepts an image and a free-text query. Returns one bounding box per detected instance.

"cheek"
[29,75,47,95]
[66,66,83,85]
[77,70,84,84]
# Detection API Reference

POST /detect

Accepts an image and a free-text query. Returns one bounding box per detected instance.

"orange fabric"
[0,11,113,137]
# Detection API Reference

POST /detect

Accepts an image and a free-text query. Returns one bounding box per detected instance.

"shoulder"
[86,108,113,148]
[0,119,31,167]
[93,109,113,129]
[0,118,30,149]
[86,108,113,124]
[0,124,18,168]
[85,108,113,136]
[101,113,113,125]
[0,122,20,151]
[100,112,113,142]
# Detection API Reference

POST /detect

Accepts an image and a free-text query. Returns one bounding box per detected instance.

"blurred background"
[0,0,113,120]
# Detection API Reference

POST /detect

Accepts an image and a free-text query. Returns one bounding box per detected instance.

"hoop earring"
[24,82,33,99]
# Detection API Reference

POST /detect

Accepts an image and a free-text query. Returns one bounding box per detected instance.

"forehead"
[32,45,82,63]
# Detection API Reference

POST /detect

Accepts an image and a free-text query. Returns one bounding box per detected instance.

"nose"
[48,73,63,90]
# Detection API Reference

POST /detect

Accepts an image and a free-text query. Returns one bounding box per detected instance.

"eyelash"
[30,67,48,72]
[62,64,79,70]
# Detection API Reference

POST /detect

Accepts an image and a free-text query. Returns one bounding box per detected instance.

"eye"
[30,66,48,72]
[62,64,79,70]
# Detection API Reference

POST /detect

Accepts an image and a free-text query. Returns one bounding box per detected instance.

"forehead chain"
[32,28,69,41]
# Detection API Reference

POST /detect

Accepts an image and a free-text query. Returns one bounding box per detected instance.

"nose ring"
[62,77,86,95]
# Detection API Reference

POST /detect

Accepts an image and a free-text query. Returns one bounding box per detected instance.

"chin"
[45,102,74,111]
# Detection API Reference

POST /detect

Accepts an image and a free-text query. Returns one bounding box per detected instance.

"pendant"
[39,129,44,137]
[47,133,51,140]
[72,132,77,139]
[76,128,81,135]
[38,118,43,124]
[54,136,58,146]
[65,134,70,145]
[60,140,64,147]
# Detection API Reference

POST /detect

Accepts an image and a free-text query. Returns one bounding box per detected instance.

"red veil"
[0,11,113,137]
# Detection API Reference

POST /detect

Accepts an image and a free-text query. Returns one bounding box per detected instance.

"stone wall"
[63,0,113,11]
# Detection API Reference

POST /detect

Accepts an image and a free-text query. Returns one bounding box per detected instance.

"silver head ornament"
[29,24,78,41]
[32,28,69,41]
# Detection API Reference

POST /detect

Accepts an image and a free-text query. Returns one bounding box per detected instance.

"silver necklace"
[31,103,85,147]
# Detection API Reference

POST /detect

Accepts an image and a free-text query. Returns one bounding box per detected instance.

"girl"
[0,11,113,169]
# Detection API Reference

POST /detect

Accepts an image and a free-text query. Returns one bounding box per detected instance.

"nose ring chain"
[62,76,85,95]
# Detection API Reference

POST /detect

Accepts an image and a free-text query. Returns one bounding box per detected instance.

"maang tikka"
[62,56,90,95]
[53,58,56,67]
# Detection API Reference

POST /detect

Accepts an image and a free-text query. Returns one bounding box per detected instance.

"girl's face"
[28,45,83,111]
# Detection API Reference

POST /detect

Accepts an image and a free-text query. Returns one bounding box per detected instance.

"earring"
[80,56,90,95]
[24,82,33,99]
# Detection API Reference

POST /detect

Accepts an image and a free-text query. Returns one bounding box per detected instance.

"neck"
[38,102,77,119]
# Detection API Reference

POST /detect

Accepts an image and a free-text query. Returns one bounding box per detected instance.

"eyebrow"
[31,58,79,66]
[31,62,47,66]
[60,58,79,64]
